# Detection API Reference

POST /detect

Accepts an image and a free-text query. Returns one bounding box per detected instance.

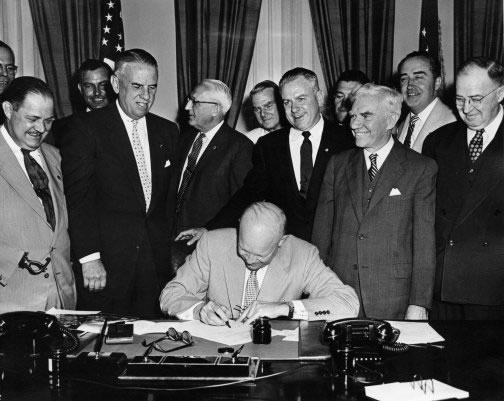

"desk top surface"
[1,320,503,401]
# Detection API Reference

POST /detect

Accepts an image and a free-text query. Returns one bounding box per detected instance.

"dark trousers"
[431,299,504,320]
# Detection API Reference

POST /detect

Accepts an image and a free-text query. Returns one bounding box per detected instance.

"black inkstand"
[252,317,271,344]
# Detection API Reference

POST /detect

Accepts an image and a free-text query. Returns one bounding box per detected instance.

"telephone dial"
[0,311,79,357]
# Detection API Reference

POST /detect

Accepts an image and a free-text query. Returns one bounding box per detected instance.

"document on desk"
[46,308,100,315]
[365,379,469,401]
[387,321,444,344]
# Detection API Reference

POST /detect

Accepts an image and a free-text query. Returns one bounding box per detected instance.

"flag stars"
[118,33,122,40]
[107,0,114,9]
[102,38,108,46]
[422,27,426,37]
[115,44,123,52]
[106,13,112,21]
[103,26,111,34]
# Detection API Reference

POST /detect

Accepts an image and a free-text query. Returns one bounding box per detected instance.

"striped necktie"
[404,114,419,148]
[368,153,378,182]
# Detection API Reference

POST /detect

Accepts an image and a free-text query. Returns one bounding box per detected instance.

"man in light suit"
[171,79,253,241]
[180,68,354,244]
[161,202,358,325]
[312,83,437,320]
[60,49,178,316]
[423,57,504,319]
[396,51,456,152]
[0,77,76,312]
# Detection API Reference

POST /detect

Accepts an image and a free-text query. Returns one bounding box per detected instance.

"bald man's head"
[237,202,287,271]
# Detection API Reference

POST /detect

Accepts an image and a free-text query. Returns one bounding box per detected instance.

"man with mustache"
[60,49,178,316]
[396,51,456,153]
[0,77,76,312]
[313,83,437,320]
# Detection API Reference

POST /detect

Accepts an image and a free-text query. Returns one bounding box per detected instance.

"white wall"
[122,0,179,122]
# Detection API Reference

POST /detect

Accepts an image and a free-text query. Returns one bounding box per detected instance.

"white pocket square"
[164,160,171,168]
[389,188,401,196]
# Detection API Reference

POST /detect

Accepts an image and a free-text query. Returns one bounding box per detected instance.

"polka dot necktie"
[131,120,151,211]
[469,129,484,162]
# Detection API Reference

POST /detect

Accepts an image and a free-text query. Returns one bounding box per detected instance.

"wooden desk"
[1,320,503,400]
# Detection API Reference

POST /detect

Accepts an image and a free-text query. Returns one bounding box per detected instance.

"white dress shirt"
[406,97,439,145]
[364,135,395,171]
[289,116,324,190]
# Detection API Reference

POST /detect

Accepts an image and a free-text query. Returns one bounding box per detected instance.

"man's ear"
[497,85,504,104]
[110,75,120,94]
[316,89,325,107]
[77,83,83,95]
[278,235,288,248]
[386,112,399,131]
[2,101,13,120]
[434,76,442,92]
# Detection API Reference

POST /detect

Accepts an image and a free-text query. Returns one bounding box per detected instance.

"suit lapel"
[397,114,409,143]
[346,150,364,222]
[257,249,289,301]
[455,122,504,227]
[223,258,245,318]
[366,142,405,215]
[146,115,164,214]
[0,134,49,225]
[191,125,227,178]
[39,145,63,235]
[104,106,147,212]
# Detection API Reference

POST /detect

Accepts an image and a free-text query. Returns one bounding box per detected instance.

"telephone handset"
[323,318,408,353]
[0,311,79,356]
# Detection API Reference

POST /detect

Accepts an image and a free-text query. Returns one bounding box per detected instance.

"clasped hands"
[196,300,290,326]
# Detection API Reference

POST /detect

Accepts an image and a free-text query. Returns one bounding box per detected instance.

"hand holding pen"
[198,300,232,327]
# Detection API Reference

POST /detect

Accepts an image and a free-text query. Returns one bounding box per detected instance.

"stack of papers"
[387,321,445,344]
[365,379,469,401]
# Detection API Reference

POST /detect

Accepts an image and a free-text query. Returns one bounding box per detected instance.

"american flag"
[99,0,125,69]
[419,0,439,56]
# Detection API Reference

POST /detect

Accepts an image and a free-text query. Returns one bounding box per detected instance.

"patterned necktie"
[300,131,313,198]
[469,129,485,162]
[176,133,205,212]
[243,270,259,308]
[21,149,55,230]
[404,114,419,148]
[131,120,151,211]
[368,153,378,182]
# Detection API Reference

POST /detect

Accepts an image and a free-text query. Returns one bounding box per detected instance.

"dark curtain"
[29,0,102,118]
[454,0,503,69]
[175,0,262,129]
[309,0,395,93]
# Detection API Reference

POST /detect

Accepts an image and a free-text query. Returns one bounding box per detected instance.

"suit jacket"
[160,229,359,320]
[0,133,76,312]
[396,99,456,152]
[207,119,354,241]
[169,123,253,235]
[59,104,178,301]
[422,120,504,305]
[312,140,437,319]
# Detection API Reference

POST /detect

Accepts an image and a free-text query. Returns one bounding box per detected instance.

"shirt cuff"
[292,300,308,320]
[79,253,101,264]
[176,301,204,321]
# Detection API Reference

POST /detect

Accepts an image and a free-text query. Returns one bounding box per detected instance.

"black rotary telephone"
[0,311,79,357]
[323,318,408,353]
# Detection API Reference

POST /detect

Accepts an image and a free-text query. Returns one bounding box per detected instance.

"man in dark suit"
[0,77,76,312]
[59,49,178,316]
[423,57,504,320]
[171,79,253,243]
[51,59,114,146]
[313,83,437,320]
[396,51,456,152]
[0,41,16,96]
[179,67,353,244]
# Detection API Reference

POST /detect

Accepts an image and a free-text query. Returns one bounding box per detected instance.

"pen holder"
[252,317,271,344]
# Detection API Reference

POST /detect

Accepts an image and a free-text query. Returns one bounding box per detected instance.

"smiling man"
[161,202,358,325]
[180,68,353,244]
[245,80,285,144]
[0,77,76,312]
[59,49,179,316]
[396,51,456,152]
[313,83,437,320]
[423,58,504,320]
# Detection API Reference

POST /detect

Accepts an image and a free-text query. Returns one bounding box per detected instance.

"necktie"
[244,270,259,308]
[21,149,55,230]
[403,114,419,148]
[469,129,484,162]
[300,131,313,198]
[131,120,151,211]
[176,133,205,212]
[368,153,378,182]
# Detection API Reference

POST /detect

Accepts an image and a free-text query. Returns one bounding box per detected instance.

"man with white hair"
[171,79,253,245]
[313,83,437,320]
[161,202,359,325]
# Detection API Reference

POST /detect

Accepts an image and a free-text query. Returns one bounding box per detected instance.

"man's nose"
[462,99,473,114]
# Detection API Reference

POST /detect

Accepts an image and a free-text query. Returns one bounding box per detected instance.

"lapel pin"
[213,146,217,150]
[325,148,329,152]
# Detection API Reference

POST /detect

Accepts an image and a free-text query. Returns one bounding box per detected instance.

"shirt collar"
[289,115,324,142]
[201,120,224,142]
[471,106,504,137]
[415,97,439,121]
[1,124,41,157]
[116,100,146,127]
[363,135,394,161]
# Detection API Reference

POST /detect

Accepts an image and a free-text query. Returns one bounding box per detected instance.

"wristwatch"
[287,302,294,319]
